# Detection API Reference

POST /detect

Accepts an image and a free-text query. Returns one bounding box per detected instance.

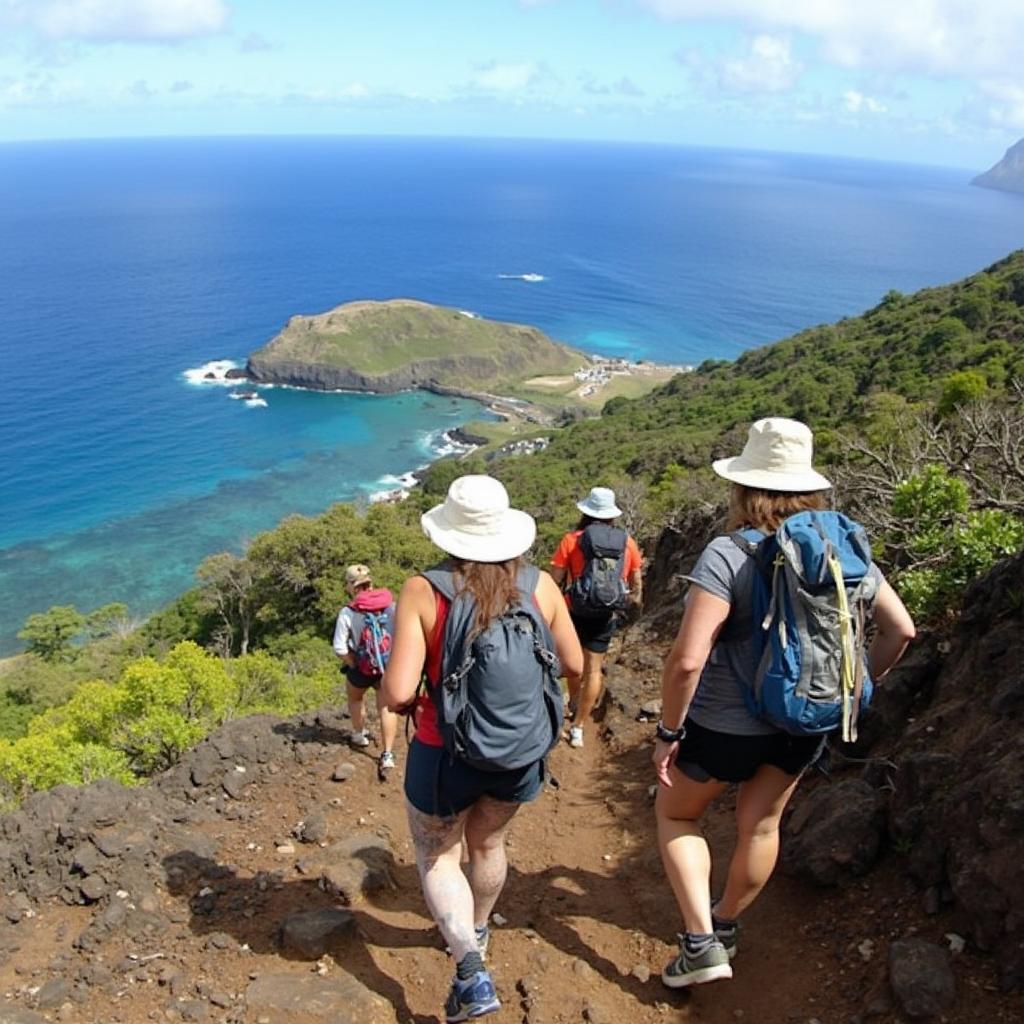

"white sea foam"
[245,397,268,408]
[183,359,245,386]
[458,309,479,318]
[497,272,546,282]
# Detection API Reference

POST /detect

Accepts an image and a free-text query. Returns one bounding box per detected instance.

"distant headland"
[973,138,1024,194]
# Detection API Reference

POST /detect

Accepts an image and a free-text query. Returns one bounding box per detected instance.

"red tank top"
[413,591,449,748]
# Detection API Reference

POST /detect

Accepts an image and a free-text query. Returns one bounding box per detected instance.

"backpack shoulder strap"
[422,565,458,602]
[515,563,540,604]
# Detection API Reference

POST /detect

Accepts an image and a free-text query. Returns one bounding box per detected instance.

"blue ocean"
[2,137,1024,653]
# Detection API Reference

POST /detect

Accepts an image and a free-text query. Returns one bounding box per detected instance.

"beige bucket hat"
[712,418,832,492]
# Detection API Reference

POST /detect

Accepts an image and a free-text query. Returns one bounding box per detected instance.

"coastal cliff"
[972,137,1024,194]
[246,299,583,395]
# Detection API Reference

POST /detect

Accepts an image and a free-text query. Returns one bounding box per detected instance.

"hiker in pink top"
[332,564,399,774]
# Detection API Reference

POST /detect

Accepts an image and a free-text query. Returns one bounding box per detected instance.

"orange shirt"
[551,529,642,584]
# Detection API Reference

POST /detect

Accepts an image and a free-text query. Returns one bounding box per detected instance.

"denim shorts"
[674,718,826,783]
[404,738,545,817]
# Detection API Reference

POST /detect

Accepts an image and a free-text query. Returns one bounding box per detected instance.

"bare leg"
[715,764,802,920]
[463,797,521,928]
[347,682,366,734]
[406,801,479,961]
[571,649,604,728]
[375,687,398,754]
[655,765,728,934]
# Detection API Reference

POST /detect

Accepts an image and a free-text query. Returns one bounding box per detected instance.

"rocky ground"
[0,650,1018,1024]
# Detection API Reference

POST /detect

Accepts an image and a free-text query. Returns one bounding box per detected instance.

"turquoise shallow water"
[2,136,1024,653]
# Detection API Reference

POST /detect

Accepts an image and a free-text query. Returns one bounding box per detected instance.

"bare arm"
[653,587,731,787]
[380,576,432,711]
[536,570,584,678]
[627,567,643,607]
[868,579,916,679]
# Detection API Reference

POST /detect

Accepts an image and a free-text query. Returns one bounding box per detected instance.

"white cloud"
[238,31,273,54]
[471,60,543,93]
[719,34,800,93]
[681,34,802,96]
[962,80,1024,133]
[638,1,1024,79]
[1,0,228,43]
[843,89,887,115]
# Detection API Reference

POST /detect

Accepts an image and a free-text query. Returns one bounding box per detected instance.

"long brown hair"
[452,557,524,632]
[725,483,828,534]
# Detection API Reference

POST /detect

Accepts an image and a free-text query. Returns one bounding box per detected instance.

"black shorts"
[404,738,544,818]
[343,665,381,690]
[674,718,826,784]
[570,611,618,654]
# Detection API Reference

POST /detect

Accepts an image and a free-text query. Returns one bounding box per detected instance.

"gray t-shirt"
[685,534,883,736]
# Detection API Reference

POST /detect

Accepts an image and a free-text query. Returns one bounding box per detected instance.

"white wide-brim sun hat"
[576,486,622,519]
[421,474,537,562]
[712,417,832,492]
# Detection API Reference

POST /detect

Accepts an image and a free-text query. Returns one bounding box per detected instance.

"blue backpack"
[422,564,563,771]
[729,511,879,741]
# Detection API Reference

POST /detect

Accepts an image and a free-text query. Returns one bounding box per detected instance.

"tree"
[17,606,85,662]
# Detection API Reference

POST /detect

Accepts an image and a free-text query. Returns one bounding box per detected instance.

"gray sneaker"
[661,936,733,988]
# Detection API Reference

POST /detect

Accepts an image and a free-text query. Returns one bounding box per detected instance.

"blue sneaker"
[445,970,501,1022]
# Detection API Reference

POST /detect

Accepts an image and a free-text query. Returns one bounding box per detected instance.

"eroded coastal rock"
[245,298,583,395]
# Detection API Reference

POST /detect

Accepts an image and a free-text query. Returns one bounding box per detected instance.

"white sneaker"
[379,750,396,771]
[349,729,370,748]
[569,726,584,748]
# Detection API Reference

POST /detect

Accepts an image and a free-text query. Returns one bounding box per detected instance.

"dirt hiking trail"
[1,693,1013,1024]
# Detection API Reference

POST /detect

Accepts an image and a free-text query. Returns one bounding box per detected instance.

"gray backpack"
[422,563,563,772]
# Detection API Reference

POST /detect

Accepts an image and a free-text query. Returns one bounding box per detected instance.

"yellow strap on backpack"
[828,553,858,743]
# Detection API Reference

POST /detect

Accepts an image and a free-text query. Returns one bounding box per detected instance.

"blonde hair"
[725,483,828,534]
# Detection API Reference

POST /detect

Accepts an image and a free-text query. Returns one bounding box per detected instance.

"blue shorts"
[404,738,545,818]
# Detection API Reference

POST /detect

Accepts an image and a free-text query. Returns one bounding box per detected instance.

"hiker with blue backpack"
[381,475,582,1023]
[332,563,399,774]
[550,485,643,749]
[652,418,915,988]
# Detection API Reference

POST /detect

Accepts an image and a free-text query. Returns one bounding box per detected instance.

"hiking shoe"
[661,936,733,988]
[379,750,396,772]
[569,726,584,748]
[710,900,738,960]
[349,730,370,748]
[444,970,500,1022]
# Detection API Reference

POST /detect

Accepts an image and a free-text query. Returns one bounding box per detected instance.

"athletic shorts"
[569,611,617,654]
[674,718,826,784]
[343,665,381,690]
[404,738,545,818]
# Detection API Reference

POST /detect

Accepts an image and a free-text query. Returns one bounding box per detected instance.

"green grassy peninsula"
[246,299,584,397]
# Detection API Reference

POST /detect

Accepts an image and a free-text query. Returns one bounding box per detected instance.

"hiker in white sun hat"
[550,484,643,751]
[651,417,915,990]
[382,475,582,1022]
[711,417,832,492]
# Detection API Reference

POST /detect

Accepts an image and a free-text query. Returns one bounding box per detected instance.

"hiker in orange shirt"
[550,486,642,749]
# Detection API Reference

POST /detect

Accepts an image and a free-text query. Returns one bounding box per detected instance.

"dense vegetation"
[3,252,1023,805]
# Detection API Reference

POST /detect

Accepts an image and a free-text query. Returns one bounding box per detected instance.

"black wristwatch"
[655,720,686,743]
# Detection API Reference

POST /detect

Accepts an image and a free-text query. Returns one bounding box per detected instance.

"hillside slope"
[246,299,583,395]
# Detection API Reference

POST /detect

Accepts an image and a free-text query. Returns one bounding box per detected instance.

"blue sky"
[2,0,1023,168]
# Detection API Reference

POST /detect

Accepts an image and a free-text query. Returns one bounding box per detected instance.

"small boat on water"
[229,390,258,400]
